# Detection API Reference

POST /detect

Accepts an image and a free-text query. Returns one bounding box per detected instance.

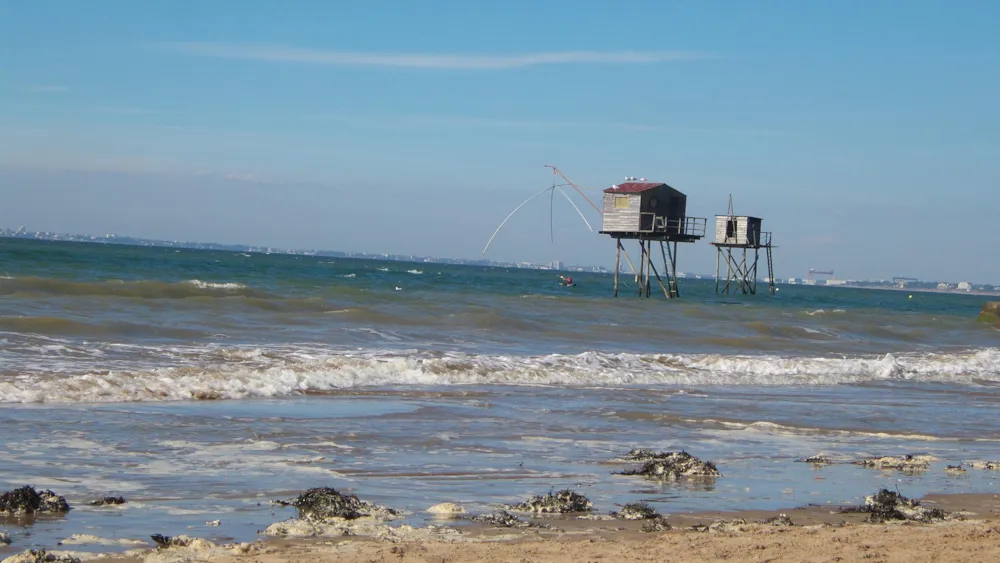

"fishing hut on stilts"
[710,196,776,295]
[599,179,706,298]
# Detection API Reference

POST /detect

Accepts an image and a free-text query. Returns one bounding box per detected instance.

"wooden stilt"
[715,244,721,294]
[613,240,621,297]
[644,241,652,297]
[648,248,670,299]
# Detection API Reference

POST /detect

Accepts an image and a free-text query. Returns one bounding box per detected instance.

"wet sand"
[45,492,1000,563]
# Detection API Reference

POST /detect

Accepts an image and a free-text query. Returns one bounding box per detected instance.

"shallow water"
[1,239,999,554]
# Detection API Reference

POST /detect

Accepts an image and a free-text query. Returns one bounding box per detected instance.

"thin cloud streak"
[97,106,157,115]
[154,42,715,69]
[28,85,69,93]
[316,113,789,136]
[318,114,660,131]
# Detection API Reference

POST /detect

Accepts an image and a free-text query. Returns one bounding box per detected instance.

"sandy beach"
[2,492,985,562]
[199,521,1000,563]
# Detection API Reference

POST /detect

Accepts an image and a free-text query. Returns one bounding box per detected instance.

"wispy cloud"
[316,113,791,136]
[28,85,69,93]
[97,106,157,115]
[318,113,660,131]
[153,42,714,69]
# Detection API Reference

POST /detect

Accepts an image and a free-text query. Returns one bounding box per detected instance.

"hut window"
[615,196,630,209]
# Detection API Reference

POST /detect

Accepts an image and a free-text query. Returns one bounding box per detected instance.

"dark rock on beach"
[507,489,593,514]
[614,450,721,480]
[841,489,948,523]
[277,487,399,522]
[0,486,71,516]
[88,496,126,506]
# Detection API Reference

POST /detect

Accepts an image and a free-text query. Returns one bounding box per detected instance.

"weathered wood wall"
[601,193,641,232]
[714,216,762,245]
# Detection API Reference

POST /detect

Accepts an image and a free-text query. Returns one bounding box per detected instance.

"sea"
[1,237,999,554]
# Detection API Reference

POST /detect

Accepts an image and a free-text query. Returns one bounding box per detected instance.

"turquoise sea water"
[0,238,998,554]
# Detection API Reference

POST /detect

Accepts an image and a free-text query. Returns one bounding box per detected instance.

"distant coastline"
[795,281,1000,298]
[0,228,608,273]
[2,228,996,293]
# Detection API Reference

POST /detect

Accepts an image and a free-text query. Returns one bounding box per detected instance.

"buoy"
[908,295,913,299]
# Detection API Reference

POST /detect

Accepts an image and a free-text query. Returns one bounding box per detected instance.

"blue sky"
[1,1,998,281]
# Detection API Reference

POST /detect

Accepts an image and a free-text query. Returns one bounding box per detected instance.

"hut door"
[726,218,738,240]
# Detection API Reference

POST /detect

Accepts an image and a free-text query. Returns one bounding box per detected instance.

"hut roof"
[603,182,668,194]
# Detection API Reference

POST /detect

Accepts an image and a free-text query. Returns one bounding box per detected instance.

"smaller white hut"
[714,215,762,246]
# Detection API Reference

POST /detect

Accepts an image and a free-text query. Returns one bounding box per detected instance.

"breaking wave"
[1,346,998,404]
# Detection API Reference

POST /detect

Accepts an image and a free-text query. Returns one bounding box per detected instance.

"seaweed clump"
[968,461,1000,470]
[508,489,593,514]
[608,502,671,532]
[758,514,795,526]
[614,451,720,480]
[89,496,126,506]
[472,510,532,528]
[277,487,399,522]
[610,502,658,521]
[0,486,71,516]
[641,517,672,533]
[0,550,81,563]
[797,454,833,465]
[854,454,933,472]
[151,534,187,548]
[842,489,948,523]
[692,514,794,533]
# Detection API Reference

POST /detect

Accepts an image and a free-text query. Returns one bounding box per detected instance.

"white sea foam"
[0,346,998,404]
[184,279,247,290]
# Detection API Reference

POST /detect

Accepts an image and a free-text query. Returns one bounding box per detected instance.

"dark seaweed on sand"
[472,510,533,528]
[615,451,721,480]
[3,549,81,562]
[278,487,399,521]
[841,489,948,523]
[0,486,71,515]
[610,502,659,520]
[89,496,126,506]
[508,489,593,514]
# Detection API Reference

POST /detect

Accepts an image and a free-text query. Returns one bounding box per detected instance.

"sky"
[1,1,998,282]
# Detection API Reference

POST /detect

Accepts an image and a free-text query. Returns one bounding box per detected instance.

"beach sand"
[65,493,1000,563]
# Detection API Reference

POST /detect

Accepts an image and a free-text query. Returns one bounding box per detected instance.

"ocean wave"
[0,315,208,340]
[1,346,998,404]
[0,276,270,299]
